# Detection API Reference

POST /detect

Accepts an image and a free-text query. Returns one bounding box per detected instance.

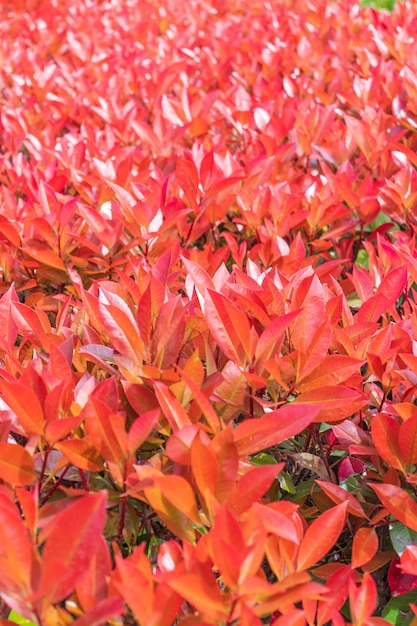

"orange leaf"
[315,479,367,518]
[23,244,67,271]
[0,443,36,487]
[167,573,230,621]
[370,484,417,532]
[132,466,200,541]
[55,439,105,472]
[371,413,403,471]
[228,464,285,517]
[84,397,128,466]
[297,503,348,571]
[112,546,153,621]
[349,572,378,624]
[352,527,378,569]
[152,474,200,525]
[191,434,219,504]
[297,355,364,392]
[398,415,417,467]
[0,380,44,435]
[176,364,221,433]
[208,508,249,588]
[253,501,301,543]
[45,416,84,445]
[153,380,191,431]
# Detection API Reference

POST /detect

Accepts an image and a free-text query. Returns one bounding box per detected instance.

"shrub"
[0,0,417,624]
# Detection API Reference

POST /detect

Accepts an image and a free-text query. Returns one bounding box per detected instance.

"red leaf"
[71,598,125,626]
[176,154,200,211]
[297,355,364,392]
[75,535,112,611]
[153,296,186,369]
[255,311,300,369]
[166,424,200,465]
[204,288,252,364]
[233,404,320,456]
[0,493,33,595]
[338,457,366,481]
[296,320,332,381]
[295,386,367,422]
[387,556,417,597]
[376,265,408,304]
[12,301,51,335]
[0,283,19,345]
[181,255,214,294]
[290,272,326,353]
[128,409,160,455]
[351,266,374,303]
[356,294,389,323]
[205,175,244,198]
[98,287,143,361]
[153,380,191,431]
[37,492,107,603]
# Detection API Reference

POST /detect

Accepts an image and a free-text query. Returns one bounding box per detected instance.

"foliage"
[0,0,417,623]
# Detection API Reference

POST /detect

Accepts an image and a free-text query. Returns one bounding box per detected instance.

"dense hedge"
[1,1,417,624]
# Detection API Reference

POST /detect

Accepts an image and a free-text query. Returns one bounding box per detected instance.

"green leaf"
[355,248,369,269]
[389,521,417,557]
[7,611,37,625]
[360,0,395,9]
[277,470,296,494]
[381,589,417,625]
[250,452,278,466]
[288,477,316,503]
